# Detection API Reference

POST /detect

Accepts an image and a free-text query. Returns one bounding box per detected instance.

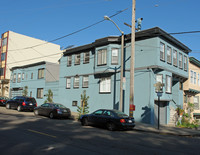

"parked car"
[80,109,135,131]
[6,96,37,112]
[0,96,9,106]
[34,103,71,119]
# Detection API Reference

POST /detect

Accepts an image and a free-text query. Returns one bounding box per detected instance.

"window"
[37,88,43,98]
[72,101,77,106]
[111,48,119,64]
[166,75,172,93]
[160,42,165,61]
[173,49,177,66]
[38,68,44,79]
[179,53,183,69]
[13,73,16,83]
[194,72,196,84]
[184,56,187,71]
[155,74,163,92]
[98,49,107,65]
[83,52,90,64]
[0,68,4,76]
[22,73,24,80]
[74,76,79,88]
[2,37,7,46]
[67,55,72,67]
[194,96,199,110]
[17,73,21,83]
[1,53,6,61]
[167,46,172,64]
[100,77,111,93]
[31,73,33,79]
[75,53,81,65]
[190,70,194,83]
[198,74,200,86]
[82,76,89,88]
[179,82,183,90]
[66,77,71,89]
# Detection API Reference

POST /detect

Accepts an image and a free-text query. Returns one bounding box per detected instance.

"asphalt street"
[0,107,200,155]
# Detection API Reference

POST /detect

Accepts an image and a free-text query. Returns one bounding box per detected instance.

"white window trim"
[160,42,165,61]
[111,48,119,65]
[83,52,90,64]
[179,53,183,69]
[167,46,172,64]
[100,77,111,93]
[75,54,81,65]
[74,76,79,88]
[67,55,72,67]
[166,75,172,93]
[66,77,71,89]
[97,49,107,65]
[82,76,89,88]
[173,49,177,66]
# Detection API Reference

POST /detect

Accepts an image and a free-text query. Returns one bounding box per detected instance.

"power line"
[7,7,129,52]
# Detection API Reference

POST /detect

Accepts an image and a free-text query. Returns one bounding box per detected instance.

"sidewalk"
[134,122,200,137]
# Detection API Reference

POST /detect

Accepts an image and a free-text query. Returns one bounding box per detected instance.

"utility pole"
[129,0,136,117]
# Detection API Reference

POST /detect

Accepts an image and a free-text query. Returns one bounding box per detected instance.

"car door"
[39,103,50,116]
[89,110,104,126]
[101,110,114,125]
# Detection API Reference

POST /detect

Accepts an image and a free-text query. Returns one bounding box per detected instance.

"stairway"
[168,107,178,127]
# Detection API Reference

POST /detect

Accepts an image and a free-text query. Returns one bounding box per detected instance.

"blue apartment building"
[58,27,191,125]
[9,27,191,125]
[10,61,60,105]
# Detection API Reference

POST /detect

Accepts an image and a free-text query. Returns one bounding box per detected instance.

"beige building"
[183,57,200,121]
[0,31,61,97]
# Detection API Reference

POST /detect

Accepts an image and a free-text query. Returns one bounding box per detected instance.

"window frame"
[17,73,21,83]
[74,76,79,88]
[83,52,90,64]
[38,68,44,79]
[173,49,178,67]
[111,48,119,65]
[13,73,16,83]
[67,55,72,67]
[184,56,187,71]
[167,46,172,64]
[75,53,81,65]
[160,42,165,61]
[37,88,43,99]
[179,53,183,69]
[166,75,172,93]
[66,77,71,89]
[82,76,89,88]
[97,49,107,66]
[99,77,111,93]
[190,70,194,84]
[155,74,163,92]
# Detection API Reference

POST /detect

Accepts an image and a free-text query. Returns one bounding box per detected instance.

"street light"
[104,15,124,112]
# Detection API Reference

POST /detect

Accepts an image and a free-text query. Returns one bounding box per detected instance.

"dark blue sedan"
[80,109,135,131]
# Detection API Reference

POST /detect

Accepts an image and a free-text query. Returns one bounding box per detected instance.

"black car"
[6,96,37,112]
[80,109,135,131]
[0,96,9,106]
[34,103,71,119]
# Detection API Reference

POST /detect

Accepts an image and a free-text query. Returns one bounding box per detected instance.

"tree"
[44,89,53,103]
[22,86,28,96]
[77,90,89,118]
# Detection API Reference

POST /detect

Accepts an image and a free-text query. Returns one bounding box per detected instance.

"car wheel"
[17,105,22,112]
[107,122,116,131]
[6,103,10,109]
[49,112,54,119]
[81,118,89,126]
[34,110,39,116]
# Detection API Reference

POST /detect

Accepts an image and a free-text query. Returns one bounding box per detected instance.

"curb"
[132,128,200,137]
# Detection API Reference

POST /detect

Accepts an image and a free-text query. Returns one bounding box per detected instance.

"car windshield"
[53,104,66,109]
[26,98,36,103]
[114,110,128,117]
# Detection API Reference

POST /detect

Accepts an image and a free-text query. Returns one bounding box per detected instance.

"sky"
[1,0,200,59]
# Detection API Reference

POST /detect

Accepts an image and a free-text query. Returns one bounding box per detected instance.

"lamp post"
[104,15,124,112]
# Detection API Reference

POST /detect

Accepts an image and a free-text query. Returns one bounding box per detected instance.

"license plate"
[63,110,67,112]
[128,120,132,123]
[29,103,33,105]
